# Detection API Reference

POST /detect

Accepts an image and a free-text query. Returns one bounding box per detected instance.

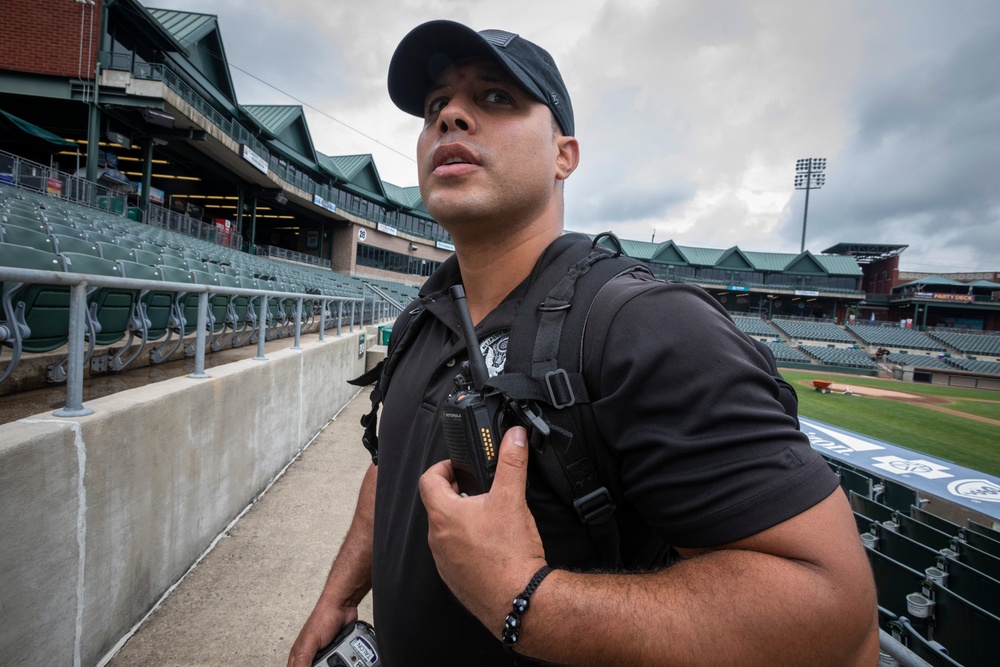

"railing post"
[349,301,355,333]
[188,291,210,378]
[254,295,268,360]
[292,298,303,349]
[337,300,343,337]
[319,298,327,341]
[53,282,94,417]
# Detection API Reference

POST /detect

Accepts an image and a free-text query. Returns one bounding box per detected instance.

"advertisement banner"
[915,292,974,302]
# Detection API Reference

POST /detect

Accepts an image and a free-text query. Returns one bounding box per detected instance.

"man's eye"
[483,90,513,105]
[427,97,449,114]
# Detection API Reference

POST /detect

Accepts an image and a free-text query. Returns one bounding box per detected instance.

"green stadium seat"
[0,242,68,381]
[45,221,88,240]
[145,265,193,363]
[132,248,162,266]
[1,224,57,253]
[96,242,137,263]
[1,212,47,234]
[109,261,171,370]
[51,233,100,256]
[55,251,138,381]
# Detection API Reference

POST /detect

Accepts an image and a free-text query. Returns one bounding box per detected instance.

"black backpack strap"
[348,304,429,464]
[491,233,651,568]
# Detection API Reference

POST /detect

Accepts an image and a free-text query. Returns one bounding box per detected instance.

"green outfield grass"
[780,369,1000,478]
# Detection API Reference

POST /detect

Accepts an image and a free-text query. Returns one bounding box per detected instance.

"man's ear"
[554,135,580,181]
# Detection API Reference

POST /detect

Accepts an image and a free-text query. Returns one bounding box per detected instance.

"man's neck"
[453,224,562,325]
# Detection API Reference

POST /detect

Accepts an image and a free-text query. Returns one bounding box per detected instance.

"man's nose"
[438,98,475,134]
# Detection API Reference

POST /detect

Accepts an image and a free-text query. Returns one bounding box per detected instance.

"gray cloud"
[144,0,999,272]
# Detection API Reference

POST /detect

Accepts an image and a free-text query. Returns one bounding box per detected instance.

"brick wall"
[0,0,103,78]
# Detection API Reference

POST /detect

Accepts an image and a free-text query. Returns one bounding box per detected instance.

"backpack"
[350,233,799,568]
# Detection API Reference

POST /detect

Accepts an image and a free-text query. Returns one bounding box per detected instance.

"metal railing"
[146,202,242,249]
[0,265,388,416]
[0,149,128,215]
[361,283,405,327]
[257,244,332,269]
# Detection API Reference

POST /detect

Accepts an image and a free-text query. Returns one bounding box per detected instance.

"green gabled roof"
[814,255,863,276]
[320,154,387,198]
[743,251,793,272]
[716,246,755,270]
[148,8,236,103]
[784,251,829,275]
[582,233,864,278]
[243,105,317,161]
[969,279,1000,288]
[383,182,425,210]
[651,241,690,265]
[897,275,968,288]
[677,245,724,266]
[616,238,658,260]
[148,9,216,47]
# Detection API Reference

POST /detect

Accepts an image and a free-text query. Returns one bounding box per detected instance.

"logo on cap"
[480,30,519,48]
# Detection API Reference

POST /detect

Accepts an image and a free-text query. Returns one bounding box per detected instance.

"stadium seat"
[1,212,48,235]
[96,242,137,263]
[882,478,919,513]
[0,242,68,381]
[54,252,137,381]
[0,224,57,253]
[108,260,167,371]
[841,468,877,500]
[132,248,163,266]
[50,233,100,256]
[965,521,1000,556]
[149,265,196,364]
[187,269,230,354]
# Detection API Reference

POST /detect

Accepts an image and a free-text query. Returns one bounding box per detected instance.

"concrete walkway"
[104,390,375,666]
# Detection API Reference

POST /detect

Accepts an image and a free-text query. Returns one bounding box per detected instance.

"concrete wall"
[0,331,367,667]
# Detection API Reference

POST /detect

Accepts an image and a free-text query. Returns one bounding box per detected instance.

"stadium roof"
[897,275,968,288]
[588,235,863,276]
[969,279,1000,289]
[820,242,908,264]
[148,8,238,106]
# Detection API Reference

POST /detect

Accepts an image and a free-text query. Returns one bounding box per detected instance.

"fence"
[0,265,406,416]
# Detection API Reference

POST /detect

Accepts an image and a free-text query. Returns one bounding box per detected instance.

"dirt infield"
[799,381,1000,427]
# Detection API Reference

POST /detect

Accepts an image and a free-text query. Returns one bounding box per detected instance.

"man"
[289,20,878,666]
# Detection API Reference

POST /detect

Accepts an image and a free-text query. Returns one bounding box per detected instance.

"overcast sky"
[149,0,999,274]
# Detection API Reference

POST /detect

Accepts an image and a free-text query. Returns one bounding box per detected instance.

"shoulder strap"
[347,303,429,464]
[488,233,651,568]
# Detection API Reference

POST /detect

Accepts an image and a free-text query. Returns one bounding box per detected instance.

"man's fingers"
[419,458,459,510]
[490,426,529,493]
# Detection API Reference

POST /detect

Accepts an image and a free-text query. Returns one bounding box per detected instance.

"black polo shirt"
[370,234,838,666]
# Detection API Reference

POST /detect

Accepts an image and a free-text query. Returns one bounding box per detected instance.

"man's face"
[416,58,566,233]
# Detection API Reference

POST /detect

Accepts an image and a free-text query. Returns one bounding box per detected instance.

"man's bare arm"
[420,429,879,666]
[287,463,377,667]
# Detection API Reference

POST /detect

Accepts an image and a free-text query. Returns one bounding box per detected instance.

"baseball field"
[782,369,1000,478]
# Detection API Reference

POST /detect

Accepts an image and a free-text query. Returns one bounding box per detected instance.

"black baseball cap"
[388,20,575,137]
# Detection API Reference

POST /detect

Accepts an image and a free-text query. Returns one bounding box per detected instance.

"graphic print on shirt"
[480,330,509,377]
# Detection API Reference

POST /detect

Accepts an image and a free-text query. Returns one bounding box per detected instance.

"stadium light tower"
[794,157,826,253]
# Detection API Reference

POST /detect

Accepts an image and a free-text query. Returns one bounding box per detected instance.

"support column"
[249,193,258,253]
[140,139,153,219]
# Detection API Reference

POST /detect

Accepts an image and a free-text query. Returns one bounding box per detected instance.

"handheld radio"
[437,285,549,495]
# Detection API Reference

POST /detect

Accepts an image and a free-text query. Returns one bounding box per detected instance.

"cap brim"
[387,20,546,120]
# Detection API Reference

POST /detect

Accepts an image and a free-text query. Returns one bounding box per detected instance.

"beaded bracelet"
[501,565,553,651]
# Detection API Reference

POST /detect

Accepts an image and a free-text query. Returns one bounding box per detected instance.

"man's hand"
[419,426,548,633]
[286,600,358,667]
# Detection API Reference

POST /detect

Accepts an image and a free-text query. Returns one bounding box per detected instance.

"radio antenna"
[449,285,491,389]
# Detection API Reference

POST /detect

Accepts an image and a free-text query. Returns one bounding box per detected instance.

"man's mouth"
[432,144,481,175]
